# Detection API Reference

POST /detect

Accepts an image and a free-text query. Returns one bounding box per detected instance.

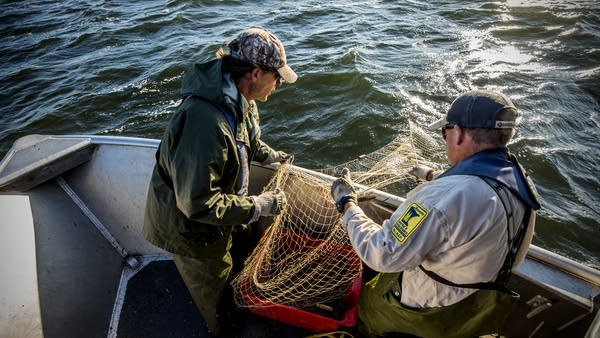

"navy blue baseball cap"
[428,90,517,130]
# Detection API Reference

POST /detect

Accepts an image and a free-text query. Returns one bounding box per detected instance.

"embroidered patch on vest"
[391,202,428,244]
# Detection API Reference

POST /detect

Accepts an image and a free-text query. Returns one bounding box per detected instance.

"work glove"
[249,188,287,223]
[409,164,434,181]
[330,168,357,213]
[262,149,293,165]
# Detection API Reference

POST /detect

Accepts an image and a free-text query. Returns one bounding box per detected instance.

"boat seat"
[0,195,43,338]
[0,135,94,192]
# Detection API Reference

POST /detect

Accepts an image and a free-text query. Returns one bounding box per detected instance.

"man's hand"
[330,168,357,213]
[409,164,434,181]
[262,149,293,165]
[250,188,287,222]
[273,150,292,163]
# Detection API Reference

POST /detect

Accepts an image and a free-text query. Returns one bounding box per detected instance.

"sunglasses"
[441,123,456,140]
[263,68,284,84]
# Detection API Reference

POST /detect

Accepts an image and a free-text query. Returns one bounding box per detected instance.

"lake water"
[1,1,598,268]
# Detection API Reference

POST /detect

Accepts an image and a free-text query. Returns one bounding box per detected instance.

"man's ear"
[455,125,467,145]
[250,67,261,80]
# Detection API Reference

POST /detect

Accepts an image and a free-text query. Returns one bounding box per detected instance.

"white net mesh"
[320,121,446,194]
[232,121,447,319]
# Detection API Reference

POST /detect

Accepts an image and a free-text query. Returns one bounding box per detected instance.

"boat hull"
[0,135,598,337]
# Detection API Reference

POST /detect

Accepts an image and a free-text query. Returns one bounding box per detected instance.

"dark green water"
[1,1,598,268]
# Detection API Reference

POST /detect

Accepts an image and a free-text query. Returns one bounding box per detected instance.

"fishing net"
[232,121,446,320]
[319,121,447,193]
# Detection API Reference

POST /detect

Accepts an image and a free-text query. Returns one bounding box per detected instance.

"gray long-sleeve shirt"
[343,174,531,308]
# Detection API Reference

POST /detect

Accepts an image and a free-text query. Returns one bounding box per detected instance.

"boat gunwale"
[56,134,599,288]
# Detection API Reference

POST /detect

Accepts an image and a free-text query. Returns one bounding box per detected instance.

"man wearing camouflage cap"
[143,27,297,336]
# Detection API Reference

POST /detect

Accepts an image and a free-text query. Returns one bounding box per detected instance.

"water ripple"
[0,0,598,267]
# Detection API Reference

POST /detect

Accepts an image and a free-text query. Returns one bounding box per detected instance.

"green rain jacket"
[142,58,273,258]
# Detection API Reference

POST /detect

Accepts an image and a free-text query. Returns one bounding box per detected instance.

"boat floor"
[117,259,315,338]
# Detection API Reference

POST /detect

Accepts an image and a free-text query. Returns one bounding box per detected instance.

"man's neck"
[235,75,252,101]
[455,142,499,164]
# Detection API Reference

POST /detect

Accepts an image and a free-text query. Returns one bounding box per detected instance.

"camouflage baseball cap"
[228,28,297,83]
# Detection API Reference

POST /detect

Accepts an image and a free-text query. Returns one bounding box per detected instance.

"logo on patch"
[391,202,429,244]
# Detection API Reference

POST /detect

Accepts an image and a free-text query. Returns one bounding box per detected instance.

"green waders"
[172,252,233,336]
[171,225,257,336]
[357,273,519,338]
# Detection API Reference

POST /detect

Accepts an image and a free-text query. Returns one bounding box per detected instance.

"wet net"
[232,121,446,319]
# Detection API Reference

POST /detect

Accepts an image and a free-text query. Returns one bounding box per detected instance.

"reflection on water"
[0,1,598,267]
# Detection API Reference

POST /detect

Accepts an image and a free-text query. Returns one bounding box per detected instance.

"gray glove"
[330,168,357,213]
[249,188,287,223]
[262,149,293,165]
[409,164,434,181]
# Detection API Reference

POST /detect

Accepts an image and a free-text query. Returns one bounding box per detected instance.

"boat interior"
[0,135,598,338]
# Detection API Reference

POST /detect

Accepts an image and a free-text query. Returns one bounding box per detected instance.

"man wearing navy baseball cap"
[330,89,541,337]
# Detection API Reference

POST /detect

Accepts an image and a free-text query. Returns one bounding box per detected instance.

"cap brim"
[427,116,447,130]
[277,65,297,84]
